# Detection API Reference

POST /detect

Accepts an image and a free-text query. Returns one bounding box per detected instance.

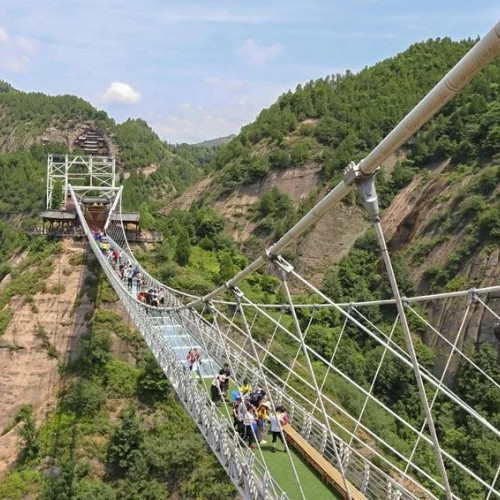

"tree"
[218,251,235,283]
[83,324,111,369]
[139,203,154,231]
[108,407,145,472]
[137,352,170,402]
[195,208,225,239]
[16,405,39,460]
[175,226,191,265]
[51,179,64,209]
[64,379,106,417]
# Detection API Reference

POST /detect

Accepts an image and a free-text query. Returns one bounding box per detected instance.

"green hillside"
[212,38,499,191]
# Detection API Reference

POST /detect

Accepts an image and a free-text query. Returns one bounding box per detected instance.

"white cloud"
[235,38,284,66]
[2,55,30,73]
[101,82,141,104]
[16,36,39,53]
[152,81,293,143]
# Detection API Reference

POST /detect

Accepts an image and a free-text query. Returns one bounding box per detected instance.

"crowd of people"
[92,229,166,308]
[210,368,289,452]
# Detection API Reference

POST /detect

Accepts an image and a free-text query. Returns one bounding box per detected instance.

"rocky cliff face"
[381,159,500,375]
[0,240,92,476]
[169,162,369,287]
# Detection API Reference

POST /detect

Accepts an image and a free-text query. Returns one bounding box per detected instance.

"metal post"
[357,174,453,499]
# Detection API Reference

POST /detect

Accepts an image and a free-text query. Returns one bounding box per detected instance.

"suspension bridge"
[51,20,500,500]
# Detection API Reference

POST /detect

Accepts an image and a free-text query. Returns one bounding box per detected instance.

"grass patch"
[69,252,85,266]
[0,306,13,337]
[0,469,41,499]
[34,325,58,359]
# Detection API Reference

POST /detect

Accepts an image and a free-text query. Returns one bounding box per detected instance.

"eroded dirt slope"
[167,163,369,286]
[0,240,92,477]
[381,159,500,371]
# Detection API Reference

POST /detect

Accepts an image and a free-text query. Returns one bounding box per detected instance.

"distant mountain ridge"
[193,134,235,148]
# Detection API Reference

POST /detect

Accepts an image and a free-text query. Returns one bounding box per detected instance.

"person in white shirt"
[269,407,288,453]
[242,405,256,449]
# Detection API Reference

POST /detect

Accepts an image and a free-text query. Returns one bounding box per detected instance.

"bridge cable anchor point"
[231,286,244,303]
[264,248,274,260]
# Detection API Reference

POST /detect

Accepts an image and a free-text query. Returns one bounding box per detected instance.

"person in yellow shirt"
[256,401,271,443]
[240,378,252,396]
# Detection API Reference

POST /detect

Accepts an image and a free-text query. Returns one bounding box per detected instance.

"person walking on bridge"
[270,406,288,453]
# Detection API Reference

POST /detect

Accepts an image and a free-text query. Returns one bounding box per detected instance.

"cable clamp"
[231,286,244,303]
[274,255,294,274]
[467,288,479,304]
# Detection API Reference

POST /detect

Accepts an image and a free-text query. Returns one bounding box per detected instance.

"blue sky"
[0,1,498,143]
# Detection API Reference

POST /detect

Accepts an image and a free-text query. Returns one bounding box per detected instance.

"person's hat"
[262,401,272,409]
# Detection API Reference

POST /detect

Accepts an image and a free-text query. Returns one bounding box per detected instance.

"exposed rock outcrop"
[0,240,92,477]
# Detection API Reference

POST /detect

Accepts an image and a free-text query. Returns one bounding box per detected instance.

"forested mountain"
[211,37,499,190]
[193,134,236,148]
[0,85,207,211]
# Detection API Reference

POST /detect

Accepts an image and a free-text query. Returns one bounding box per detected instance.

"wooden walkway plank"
[282,425,366,500]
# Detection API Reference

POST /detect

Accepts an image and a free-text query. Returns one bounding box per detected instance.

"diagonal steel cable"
[348,315,400,449]
[407,303,500,392]
[277,263,353,500]
[403,301,472,478]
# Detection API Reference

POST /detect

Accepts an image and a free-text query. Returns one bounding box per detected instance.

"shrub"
[290,142,311,166]
[476,165,499,195]
[478,206,500,243]
[105,359,140,398]
[64,379,107,417]
[0,307,13,337]
[68,252,85,266]
[457,195,487,219]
